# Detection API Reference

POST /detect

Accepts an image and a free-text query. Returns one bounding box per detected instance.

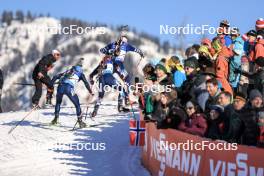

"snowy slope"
[0,17,178,112]
[0,101,150,176]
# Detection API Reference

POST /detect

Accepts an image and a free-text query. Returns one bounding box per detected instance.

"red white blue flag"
[129,119,145,146]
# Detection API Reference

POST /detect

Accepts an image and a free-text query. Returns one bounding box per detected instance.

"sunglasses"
[185,106,194,110]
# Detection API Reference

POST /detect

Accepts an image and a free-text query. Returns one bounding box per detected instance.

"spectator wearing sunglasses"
[178,100,207,137]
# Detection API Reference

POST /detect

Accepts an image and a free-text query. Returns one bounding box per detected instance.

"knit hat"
[249,89,263,101]
[247,30,257,37]
[201,38,211,46]
[199,45,209,54]
[170,56,181,64]
[256,18,264,30]
[257,29,264,39]
[155,62,167,73]
[52,49,60,55]
[255,57,264,67]
[209,105,224,114]
[212,37,223,52]
[166,55,184,73]
[234,92,246,102]
[220,20,230,27]
[201,66,216,77]
[184,56,199,69]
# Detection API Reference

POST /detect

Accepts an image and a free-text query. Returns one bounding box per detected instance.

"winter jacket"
[239,104,262,146]
[204,89,221,115]
[157,74,174,86]
[239,68,264,97]
[255,38,264,60]
[51,67,92,94]
[257,109,264,147]
[179,73,208,106]
[173,70,186,88]
[178,113,208,137]
[229,37,244,88]
[205,115,225,140]
[222,104,243,143]
[32,54,56,78]
[215,47,233,94]
[145,93,153,116]
[241,33,256,63]
[100,41,143,62]
[224,35,232,47]
[153,100,187,129]
[239,56,250,85]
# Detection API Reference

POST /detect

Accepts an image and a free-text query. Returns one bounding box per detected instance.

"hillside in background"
[0,11,181,111]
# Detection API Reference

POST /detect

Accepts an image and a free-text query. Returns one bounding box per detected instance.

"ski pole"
[136,56,143,69]
[84,105,89,120]
[14,83,35,86]
[8,105,39,134]
[72,121,78,131]
[14,82,59,86]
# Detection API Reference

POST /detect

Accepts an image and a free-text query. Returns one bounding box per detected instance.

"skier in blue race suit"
[89,55,129,117]
[99,35,144,104]
[50,59,93,128]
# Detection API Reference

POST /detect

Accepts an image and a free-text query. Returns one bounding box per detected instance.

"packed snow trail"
[0,101,150,176]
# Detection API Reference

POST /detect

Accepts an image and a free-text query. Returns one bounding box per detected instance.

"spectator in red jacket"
[178,100,207,137]
[215,46,234,95]
[254,30,264,60]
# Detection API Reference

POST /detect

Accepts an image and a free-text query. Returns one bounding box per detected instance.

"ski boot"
[32,103,40,109]
[45,98,53,107]
[50,114,59,125]
[91,104,99,117]
[77,117,87,128]
[46,90,54,107]
[118,99,130,112]
[118,98,123,112]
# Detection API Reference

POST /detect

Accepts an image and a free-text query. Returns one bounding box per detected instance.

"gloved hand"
[107,49,115,55]
[89,76,94,85]
[37,72,44,79]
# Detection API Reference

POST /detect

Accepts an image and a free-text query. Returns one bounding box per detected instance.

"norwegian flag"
[129,119,145,146]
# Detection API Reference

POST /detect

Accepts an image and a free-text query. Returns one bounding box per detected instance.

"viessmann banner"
[142,123,264,176]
